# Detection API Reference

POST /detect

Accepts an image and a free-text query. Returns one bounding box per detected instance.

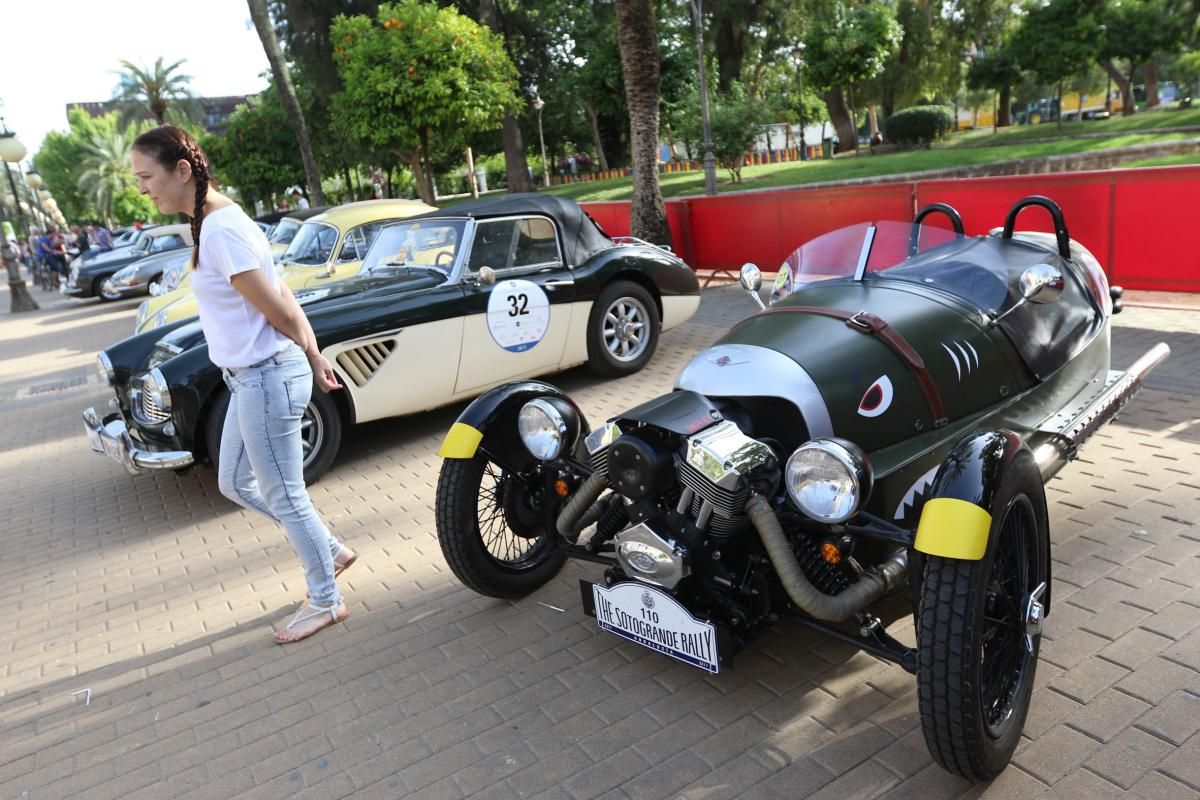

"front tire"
[916,453,1049,781]
[204,385,342,486]
[586,280,660,377]
[98,278,122,302]
[435,454,566,598]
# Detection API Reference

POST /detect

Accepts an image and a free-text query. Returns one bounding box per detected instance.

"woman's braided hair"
[132,125,212,269]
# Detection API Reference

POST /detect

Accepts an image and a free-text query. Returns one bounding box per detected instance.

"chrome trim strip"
[853,225,877,281]
[674,343,834,437]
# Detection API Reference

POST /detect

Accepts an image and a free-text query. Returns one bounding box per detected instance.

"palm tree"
[113,57,198,127]
[77,128,135,227]
[247,0,325,205]
[614,0,672,246]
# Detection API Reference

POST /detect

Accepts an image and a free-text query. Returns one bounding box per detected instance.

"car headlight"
[96,352,115,386]
[784,439,873,523]
[142,368,172,413]
[152,308,168,330]
[135,301,149,332]
[518,398,579,461]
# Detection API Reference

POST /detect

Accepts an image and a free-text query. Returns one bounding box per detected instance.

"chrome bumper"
[82,406,194,474]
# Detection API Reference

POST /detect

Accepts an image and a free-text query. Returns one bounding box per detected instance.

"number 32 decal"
[487,279,550,352]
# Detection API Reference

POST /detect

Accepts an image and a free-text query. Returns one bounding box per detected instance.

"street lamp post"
[792,43,808,161]
[532,95,550,188]
[689,0,718,195]
[0,103,38,312]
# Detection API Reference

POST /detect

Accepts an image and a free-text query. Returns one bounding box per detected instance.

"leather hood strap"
[741,305,948,426]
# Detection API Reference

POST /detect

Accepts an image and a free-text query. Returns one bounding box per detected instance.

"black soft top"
[415,193,613,267]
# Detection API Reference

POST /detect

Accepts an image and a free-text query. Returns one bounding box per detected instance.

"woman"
[131,125,356,643]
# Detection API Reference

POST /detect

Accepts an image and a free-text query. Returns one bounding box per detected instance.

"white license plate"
[85,423,103,453]
[591,582,719,673]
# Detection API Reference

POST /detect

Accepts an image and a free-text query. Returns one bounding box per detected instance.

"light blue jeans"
[218,343,343,607]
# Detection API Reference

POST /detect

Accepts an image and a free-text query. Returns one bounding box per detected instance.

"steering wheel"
[435,250,453,268]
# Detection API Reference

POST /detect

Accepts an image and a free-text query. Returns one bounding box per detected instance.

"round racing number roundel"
[487,279,551,353]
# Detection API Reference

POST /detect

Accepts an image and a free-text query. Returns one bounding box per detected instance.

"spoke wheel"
[917,451,1049,782]
[436,453,566,598]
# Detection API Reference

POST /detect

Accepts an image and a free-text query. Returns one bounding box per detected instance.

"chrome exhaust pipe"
[1035,342,1170,479]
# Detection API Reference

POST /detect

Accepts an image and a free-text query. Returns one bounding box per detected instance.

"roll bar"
[1002,195,1071,259]
[910,203,965,257]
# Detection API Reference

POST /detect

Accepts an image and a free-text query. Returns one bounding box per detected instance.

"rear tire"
[916,453,1049,781]
[586,280,660,377]
[435,454,565,598]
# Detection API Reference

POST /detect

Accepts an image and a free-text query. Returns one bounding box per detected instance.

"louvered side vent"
[336,339,397,387]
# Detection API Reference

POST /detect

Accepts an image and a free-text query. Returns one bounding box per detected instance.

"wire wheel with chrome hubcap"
[916,451,1049,781]
[586,280,660,377]
[98,277,123,302]
[435,454,566,598]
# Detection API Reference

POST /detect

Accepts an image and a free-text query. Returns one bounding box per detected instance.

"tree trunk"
[247,0,325,205]
[1102,59,1134,116]
[406,147,434,206]
[998,85,1012,127]
[1145,61,1159,108]
[2,240,38,312]
[476,0,534,193]
[465,146,479,198]
[342,166,353,202]
[586,104,610,170]
[615,0,672,247]
[823,88,857,152]
[868,104,879,141]
[1057,80,1064,129]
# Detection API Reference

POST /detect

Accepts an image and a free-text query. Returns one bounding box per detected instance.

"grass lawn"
[546,131,1196,202]
[944,103,1200,148]
[1117,153,1200,168]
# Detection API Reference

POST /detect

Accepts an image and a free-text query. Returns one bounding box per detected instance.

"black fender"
[438,381,591,472]
[913,429,1040,558]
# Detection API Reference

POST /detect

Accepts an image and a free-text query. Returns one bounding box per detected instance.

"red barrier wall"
[581,165,1200,292]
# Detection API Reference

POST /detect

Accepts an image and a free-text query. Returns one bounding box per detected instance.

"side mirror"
[1019,263,1064,305]
[478,266,497,286]
[739,262,765,310]
[990,263,1063,326]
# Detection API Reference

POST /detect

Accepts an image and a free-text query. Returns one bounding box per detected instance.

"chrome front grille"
[135,388,170,424]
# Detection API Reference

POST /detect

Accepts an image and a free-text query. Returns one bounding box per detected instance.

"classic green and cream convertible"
[82,194,700,483]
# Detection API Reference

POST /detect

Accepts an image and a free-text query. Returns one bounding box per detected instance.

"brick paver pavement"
[1,278,1197,800]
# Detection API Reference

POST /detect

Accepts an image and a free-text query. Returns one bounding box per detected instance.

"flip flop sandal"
[275,602,347,644]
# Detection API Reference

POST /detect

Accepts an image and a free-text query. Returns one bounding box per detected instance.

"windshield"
[362,219,467,272]
[770,221,965,303]
[269,218,300,244]
[281,221,338,266]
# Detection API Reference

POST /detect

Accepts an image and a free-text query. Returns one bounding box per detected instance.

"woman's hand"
[309,352,342,392]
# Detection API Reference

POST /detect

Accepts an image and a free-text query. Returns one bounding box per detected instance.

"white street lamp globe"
[19,201,29,213]
[0,132,26,163]
[532,95,545,112]
[24,170,43,189]
[43,197,57,211]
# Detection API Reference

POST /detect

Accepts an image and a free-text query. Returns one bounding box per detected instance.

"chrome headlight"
[135,301,149,331]
[96,352,115,386]
[142,368,172,413]
[152,308,168,330]
[785,439,872,523]
[517,398,578,461]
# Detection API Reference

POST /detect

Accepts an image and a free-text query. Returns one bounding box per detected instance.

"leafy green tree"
[708,84,767,182]
[78,127,137,226]
[802,2,902,152]
[111,57,198,127]
[1100,0,1189,114]
[32,109,112,221]
[111,186,159,226]
[201,87,306,211]
[330,0,521,204]
[967,47,1022,127]
[1009,0,1103,127]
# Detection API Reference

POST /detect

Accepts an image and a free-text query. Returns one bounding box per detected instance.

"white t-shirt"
[193,205,292,368]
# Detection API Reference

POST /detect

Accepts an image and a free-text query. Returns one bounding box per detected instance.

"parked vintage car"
[66,224,192,300]
[102,248,193,300]
[129,199,431,334]
[83,194,700,486]
[432,197,1169,781]
[267,205,331,259]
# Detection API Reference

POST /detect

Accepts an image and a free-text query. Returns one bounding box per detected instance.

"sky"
[0,0,272,157]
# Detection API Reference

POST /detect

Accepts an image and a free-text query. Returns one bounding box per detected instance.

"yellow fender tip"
[914,497,992,560]
[439,422,483,459]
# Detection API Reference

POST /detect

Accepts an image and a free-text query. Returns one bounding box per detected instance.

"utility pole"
[689,0,718,195]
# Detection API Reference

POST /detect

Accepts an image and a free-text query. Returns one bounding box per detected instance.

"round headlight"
[152,308,168,330]
[785,439,872,523]
[518,398,569,460]
[135,301,149,331]
[96,352,115,386]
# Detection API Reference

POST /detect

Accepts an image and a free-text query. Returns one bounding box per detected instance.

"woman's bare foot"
[273,601,349,644]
